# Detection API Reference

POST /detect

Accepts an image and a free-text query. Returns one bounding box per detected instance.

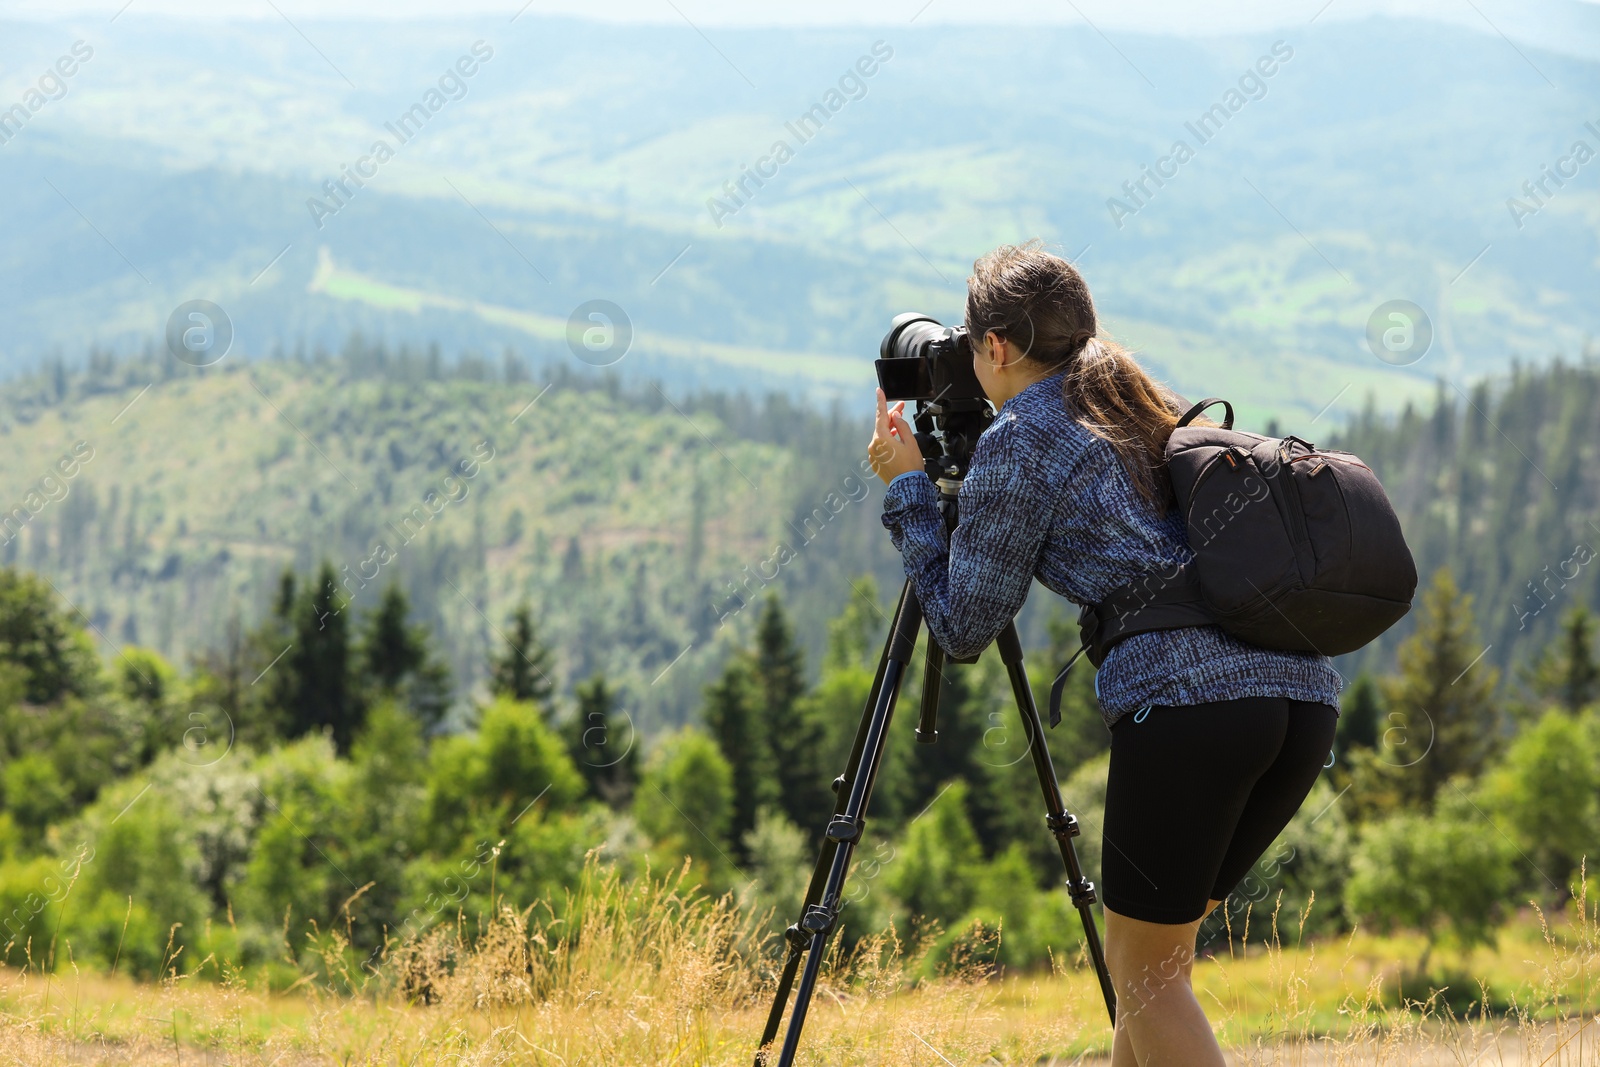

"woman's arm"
[880,415,1055,660]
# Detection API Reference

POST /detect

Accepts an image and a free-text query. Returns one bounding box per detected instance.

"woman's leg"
[1206,702,1339,908]
[1104,905,1224,1067]
[1099,698,1290,1065]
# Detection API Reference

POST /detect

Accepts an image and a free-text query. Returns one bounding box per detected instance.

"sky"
[0,0,1593,35]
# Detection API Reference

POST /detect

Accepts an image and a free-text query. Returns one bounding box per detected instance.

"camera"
[875,313,985,403]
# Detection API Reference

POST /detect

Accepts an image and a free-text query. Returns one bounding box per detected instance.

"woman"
[868,241,1341,1066]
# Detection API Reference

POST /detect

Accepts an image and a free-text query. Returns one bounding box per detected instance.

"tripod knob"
[831,774,847,795]
[1046,812,1081,839]
[825,817,862,843]
[800,904,835,934]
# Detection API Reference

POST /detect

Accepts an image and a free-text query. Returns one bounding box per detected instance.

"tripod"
[753,462,1117,1066]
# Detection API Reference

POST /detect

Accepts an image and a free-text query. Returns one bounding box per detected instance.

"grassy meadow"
[0,860,1595,1065]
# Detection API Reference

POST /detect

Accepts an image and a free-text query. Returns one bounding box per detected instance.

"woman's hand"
[869,388,923,485]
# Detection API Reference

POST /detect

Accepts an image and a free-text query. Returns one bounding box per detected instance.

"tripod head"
[908,392,994,502]
[902,390,996,744]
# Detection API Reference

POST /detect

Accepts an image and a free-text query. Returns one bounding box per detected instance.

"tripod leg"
[754,580,924,1067]
[916,641,944,744]
[994,622,1118,1024]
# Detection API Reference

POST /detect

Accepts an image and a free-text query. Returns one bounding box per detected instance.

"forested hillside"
[0,341,903,734]
[2,340,1596,725]
[1330,350,1600,683]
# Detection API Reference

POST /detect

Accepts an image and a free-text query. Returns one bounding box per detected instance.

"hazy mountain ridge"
[0,14,1595,424]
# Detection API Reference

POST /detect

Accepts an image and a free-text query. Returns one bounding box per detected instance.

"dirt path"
[1064,1021,1597,1066]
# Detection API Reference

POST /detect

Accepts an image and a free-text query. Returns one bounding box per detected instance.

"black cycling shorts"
[1099,695,1338,925]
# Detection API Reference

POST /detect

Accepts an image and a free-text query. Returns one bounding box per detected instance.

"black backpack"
[1048,397,1417,725]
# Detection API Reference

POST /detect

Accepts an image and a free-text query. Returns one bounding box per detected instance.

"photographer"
[868,241,1341,1067]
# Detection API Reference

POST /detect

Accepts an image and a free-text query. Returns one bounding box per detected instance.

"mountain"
[0,345,907,734]
[1,13,1597,425]
[1,338,1594,737]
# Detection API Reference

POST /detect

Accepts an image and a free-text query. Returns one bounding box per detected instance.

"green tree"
[339,701,428,949]
[702,657,774,861]
[1335,673,1381,759]
[1523,604,1599,714]
[230,578,300,745]
[1477,708,1600,895]
[824,576,882,674]
[634,728,734,877]
[569,673,636,807]
[421,696,584,853]
[1344,792,1518,972]
[1380,569,1501,803]
[70,785,209,976]
[236,735,354,956]
[742,807,811,937]
[2,752,72,837]
[360,584,427,691]
[117,646,195,770]
[885,778,983,931]
[280,563,362,753]
[117,646,175,707]
[751,595,831,834]
[358,584,451,732]
[0,569,102,704]
[488,602,556,712]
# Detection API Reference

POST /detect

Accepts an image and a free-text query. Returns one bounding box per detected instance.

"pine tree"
[284,562,362,753]
[570,673,636,807]
[361,584,427,691]
[703,657,774,861]
[488,602,555,713]
[359,584,451,732]
[1380,568,1501,802]
[751,594,831,834]
[1335,673,1382,757]
[1524,604,1599,714]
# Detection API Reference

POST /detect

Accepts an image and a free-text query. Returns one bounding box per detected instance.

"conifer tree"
[359,584,451,732]
[703,657,774,862]
[1380,568,1501,802]
[570,673,636,807]
[1335,673,1382,757]
[488,601,556,714]
[362,584,426,691]
[752,594,831,834]
[1524,604,1599,713]
[283,562,362,753]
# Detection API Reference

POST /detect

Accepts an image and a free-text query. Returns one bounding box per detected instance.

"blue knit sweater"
[881,372,1343,727]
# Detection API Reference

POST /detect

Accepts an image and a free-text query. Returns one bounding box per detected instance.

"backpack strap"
[1082,565,1214,666]
[1046,640,1089,728]
[1177,397,1233,430]
[1047,566,1216,727]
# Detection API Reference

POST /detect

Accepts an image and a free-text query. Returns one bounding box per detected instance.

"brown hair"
[965,240,1195,513]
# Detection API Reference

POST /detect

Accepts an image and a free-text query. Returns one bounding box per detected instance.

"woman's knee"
[1103,907,1199,998]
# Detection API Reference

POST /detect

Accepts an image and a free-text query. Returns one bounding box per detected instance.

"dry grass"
[0,860,1593,1065]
